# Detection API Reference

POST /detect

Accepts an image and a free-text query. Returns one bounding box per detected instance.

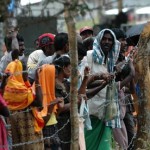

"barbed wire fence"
[0,67,139,149]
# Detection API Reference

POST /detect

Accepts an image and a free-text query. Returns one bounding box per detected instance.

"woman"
[3,50,44,150]
[37,63,64,150]
[53,55,89,150]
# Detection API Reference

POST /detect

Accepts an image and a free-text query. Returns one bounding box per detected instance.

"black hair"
[11,49,19,60]
[115,63,131,81]
[103,30,114,42]
[4,34,24,52]
[54,33,68,51]
[111,28,126,40]
[53,54,70,74]
[4,36,12,52]
[78,41,87,57]
[83,37,94,51]
[17,34,24,42]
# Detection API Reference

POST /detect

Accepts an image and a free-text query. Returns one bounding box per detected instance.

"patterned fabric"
[3,59,44,132]
[3,60,34,111]
[92,29,121,128]
[42,125,61,150]
[105,80,121,128]
[92,28,120,72]
[10,110,44,150]
[55,79,71,150]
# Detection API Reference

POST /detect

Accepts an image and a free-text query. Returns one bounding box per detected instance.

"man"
[111,28,127,63]
[84,29,121,150]
[0,29,25,73]
[80,26,93,40]
[112,28,136,150]
[39,32,69,66]
[27,33,55,84]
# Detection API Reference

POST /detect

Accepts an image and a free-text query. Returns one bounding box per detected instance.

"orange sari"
[4,60,34,110]
[38,64,57,117]
[4,59,44,132]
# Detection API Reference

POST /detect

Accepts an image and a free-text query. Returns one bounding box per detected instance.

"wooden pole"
[134,22,150,149]
[64,1,79,150]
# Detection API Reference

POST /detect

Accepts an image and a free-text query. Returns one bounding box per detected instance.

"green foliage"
[76,16,99,30]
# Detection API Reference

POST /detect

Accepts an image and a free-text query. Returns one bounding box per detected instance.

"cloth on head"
[92,28,120,73]
[3,60,44,132]
[38,33,55,48]
[92,29,121,128]
[38,64,57,117]
[3,60,34,110]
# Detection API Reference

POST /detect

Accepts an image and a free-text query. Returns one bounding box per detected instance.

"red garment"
[0,117,8,150]
[0,94,8,150]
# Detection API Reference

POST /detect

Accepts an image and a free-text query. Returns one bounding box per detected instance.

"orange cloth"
[39,64,57,117]
[32,107,45,132]
[4,60,44,132]
[4,60,34,110]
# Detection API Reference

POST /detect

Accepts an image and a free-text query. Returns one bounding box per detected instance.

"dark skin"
[44,44,55,56]
[86,32,115,99]
[57,66,90,114]
[0,103,9,117]
[31,68,43,109]
[100,32,114,63]
[43,97,64,124]
[86,73,114,99]
[116,59,135,89]
[33,67,64,124]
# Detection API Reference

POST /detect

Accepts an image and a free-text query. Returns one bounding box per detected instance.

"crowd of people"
[0,25,138,150]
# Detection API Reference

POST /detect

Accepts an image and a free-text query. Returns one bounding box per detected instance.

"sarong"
[85,116,112,150]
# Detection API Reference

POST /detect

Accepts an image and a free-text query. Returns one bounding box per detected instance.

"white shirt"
[0,51,25,73]
[38,53,56,66]
[27,49,47,79]
[86,50,108,119]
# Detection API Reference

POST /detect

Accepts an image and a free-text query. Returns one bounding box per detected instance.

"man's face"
[100,33,114,53]
[18,41,25,56]
[46,44,55,56]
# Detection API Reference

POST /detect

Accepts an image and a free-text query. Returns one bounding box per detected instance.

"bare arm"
[86,80,107,99]
[43,98,64,124]
[87,80,105,89]
[78,66,90,95]
[31,69,43,108]
[120,60,135,89]
[11,30,19,50]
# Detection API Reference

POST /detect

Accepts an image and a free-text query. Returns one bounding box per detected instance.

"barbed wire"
[0,64,140,149]
[1,93,140,149]
[0,119,70,148]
